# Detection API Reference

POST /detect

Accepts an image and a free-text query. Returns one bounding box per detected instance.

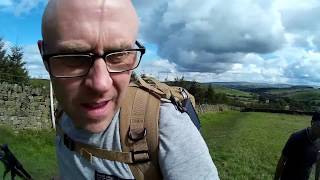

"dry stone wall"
[0,82,52,129]
[196,104,240,114]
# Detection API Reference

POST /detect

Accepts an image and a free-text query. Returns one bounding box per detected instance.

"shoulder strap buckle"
[128,128,147,142]
[80,148,93,163]
[131,150,150,163]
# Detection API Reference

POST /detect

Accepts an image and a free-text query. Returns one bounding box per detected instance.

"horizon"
[0,0,320,86]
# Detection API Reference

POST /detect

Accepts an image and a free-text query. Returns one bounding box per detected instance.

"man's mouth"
[81,100,111,118]
[82,101,109,109]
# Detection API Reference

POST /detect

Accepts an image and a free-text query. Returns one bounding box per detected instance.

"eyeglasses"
[42,41,145,78]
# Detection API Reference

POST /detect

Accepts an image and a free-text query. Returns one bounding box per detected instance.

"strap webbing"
[54,105,144,164]
[128,88,150,161]
[62,134,135,163]
[120,86,162,180]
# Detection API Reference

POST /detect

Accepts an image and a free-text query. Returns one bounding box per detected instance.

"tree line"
[0,38,29,85]
[165,76,235,105]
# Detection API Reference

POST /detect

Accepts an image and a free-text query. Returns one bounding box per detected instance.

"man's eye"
[52,55,90,68]
[108,52,129,63]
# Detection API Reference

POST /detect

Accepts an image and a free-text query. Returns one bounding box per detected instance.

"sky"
[0,0,320,86]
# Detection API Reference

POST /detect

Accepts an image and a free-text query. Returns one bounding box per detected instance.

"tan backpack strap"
[136,77,167,98]
[120,86,162,180]
[128,87,150,162]
[136,77,196,108]
[62,133,136,164]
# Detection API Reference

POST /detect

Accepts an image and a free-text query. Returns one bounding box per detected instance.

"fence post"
[50,81,56,129]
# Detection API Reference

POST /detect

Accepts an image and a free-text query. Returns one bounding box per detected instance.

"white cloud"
[136,58,178,79]
[23,44,48,78]
[134,0,286,73]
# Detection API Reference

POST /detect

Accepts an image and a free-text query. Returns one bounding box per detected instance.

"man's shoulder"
[284,128,309,149]
[159,101,193,126]
[290,128,307,139]
[159,101,182,113]
[158,101,201,141]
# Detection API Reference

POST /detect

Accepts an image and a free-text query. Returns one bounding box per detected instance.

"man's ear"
[37,40,49,71]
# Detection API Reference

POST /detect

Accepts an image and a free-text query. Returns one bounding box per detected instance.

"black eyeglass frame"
[42,41,145,78]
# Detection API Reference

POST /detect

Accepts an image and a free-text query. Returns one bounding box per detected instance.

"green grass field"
[200,111,311,179]
[0,111,312,179]
[0,126,57,179]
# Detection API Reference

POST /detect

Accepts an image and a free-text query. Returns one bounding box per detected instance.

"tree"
[188,80,205,104]
[205,84,215,104]
[0,42,29,85]
[0,38,6,60]
[0,38,9,82]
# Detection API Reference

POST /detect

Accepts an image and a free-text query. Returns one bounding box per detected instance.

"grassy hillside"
[200,111,310,179]
[213,85,253,97]
[267,88,320,100]
[285,90,320,102]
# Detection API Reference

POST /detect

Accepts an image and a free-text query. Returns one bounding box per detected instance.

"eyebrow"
[53,40,92,54]
[55,41,134,54]
[104,42,134,52]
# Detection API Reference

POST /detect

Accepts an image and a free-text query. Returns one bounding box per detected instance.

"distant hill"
[207,82,292,89]
[203,81,320,111]
[206,82,318,92]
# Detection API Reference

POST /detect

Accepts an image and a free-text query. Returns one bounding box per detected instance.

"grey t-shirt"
[57,102,219,180]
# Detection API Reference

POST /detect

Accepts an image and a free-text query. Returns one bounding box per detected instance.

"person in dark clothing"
[274,112,320,180]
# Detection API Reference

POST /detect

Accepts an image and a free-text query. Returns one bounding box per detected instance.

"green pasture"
[0,111,312,179]
[200,111,311,179]
[0,126,57,179]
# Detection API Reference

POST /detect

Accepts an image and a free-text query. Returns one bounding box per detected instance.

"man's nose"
[84,58,112,93]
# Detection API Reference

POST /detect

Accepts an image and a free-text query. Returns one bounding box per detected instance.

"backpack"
[55,77,201,180]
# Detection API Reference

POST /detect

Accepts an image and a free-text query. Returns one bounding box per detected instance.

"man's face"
[41,0,138,133]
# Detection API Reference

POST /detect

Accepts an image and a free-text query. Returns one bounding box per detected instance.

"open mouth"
[82,101,109,109]
[81,100,111,118]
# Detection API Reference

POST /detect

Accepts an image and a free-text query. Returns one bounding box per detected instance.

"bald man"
[38,0,219,179]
